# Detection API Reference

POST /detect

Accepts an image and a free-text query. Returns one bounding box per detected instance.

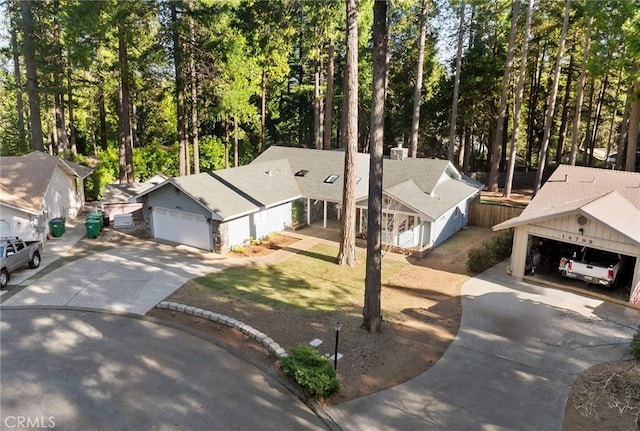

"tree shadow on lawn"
[191,243,406,315]
[191,264,359,314]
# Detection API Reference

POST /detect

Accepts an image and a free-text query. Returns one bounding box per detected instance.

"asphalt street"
[0,309,329,431]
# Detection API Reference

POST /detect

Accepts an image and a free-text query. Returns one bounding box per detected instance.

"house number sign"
[560,234,594,245]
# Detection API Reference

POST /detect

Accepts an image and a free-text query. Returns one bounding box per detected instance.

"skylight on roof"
[324,174,339,184]
[295,169,309,177]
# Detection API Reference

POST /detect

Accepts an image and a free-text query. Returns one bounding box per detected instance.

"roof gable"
[384,178,480,221]
[580,191,640,243]
[0,153,83,214]
[494,165,640,244]
[133,159,302,221]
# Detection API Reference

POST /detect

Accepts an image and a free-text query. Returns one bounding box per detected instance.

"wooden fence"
[468,202,524,228]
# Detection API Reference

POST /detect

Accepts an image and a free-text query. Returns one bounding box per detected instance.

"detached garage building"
[493,165,640,299]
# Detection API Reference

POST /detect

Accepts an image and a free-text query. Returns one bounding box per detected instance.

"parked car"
[0,237,43,288]
[558,246,623,287]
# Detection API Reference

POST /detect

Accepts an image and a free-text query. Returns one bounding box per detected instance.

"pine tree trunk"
[98,79,108,151]
[337,0,358,268]
[172,3,187,176]
[569,14,593,165]
[53,1,69,159]
[588,74,608,165]
[448,1,465,164]
[67,68,77,156]
[20,0,45,151]
[260,68,267,153]
[323,37,335,150]
[625,69,639,172]
[117,20,134,184]
[314,59,322,149]
[616,84,632,170]
[363,0,387,333]
[534,0,571,194]
[555,55,574,165]
[10,1,26,151]
[605,66,624,160]
[189,0,200,174]
[489,0,520,192]
[234,116,239,168]
[504,0,533,197]
[409,0,428,159]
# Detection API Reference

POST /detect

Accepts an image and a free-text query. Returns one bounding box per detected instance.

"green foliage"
[632,324,640,360]
[280,344,340,399]
[247,237,262,246]
[133,144,176,181]
[466,232,514,273]
[85,147,119,200]
[198,136,227,171]
[230,245,246,253]
[292,200,304,225]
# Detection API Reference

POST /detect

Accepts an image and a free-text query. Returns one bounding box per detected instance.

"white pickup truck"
[0,237,42,288]
[558,246,623,287]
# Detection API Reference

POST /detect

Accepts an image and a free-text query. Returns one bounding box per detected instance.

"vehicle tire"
[0,269,8,289]
[29,251,41,269]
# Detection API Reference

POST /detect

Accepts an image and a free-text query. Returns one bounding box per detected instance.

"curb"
[155,301,344,431]
[156,301,289,359]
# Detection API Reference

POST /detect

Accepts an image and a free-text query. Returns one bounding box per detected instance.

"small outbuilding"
[493,165,640,298]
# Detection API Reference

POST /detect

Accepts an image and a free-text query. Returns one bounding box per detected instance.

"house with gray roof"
[0,151,93,241]
[254,145,482,253]
[493,165,640,299]
[132,159,302,251]
[131,146,481,253]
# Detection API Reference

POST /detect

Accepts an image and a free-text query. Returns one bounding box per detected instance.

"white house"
[0,151,93,241]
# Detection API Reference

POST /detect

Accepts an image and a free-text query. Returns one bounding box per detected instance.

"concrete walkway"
[324,264,640,431]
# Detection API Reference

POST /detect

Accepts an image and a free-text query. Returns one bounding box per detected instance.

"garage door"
[152,207,211,251]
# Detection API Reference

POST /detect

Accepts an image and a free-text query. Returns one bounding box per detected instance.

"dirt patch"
[148,227,497,403]
[564,360,640,430]
[224,234,299,257]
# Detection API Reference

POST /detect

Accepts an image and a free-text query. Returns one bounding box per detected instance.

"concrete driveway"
[0,308,328,430]
[325,265,640,431]
[0,242,230,315]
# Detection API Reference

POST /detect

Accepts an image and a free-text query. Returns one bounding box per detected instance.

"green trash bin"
[49,218,65,238]
[85,219,101,239]
[87,213,103,231]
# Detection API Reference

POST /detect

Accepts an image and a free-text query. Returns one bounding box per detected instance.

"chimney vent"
[390,143,409,160]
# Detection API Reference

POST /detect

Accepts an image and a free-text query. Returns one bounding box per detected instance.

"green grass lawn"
[192,243,406,314]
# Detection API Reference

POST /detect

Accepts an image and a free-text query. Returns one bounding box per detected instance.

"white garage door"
[152,207,211,251]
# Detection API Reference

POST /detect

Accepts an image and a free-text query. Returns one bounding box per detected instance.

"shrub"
[466,232,513,273]
[280,344,340,399]
[292,200,304,225]
[231,245,246,253]
[632,324,640,360]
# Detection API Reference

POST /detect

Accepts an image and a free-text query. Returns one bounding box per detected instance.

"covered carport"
[494,165,640,303]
